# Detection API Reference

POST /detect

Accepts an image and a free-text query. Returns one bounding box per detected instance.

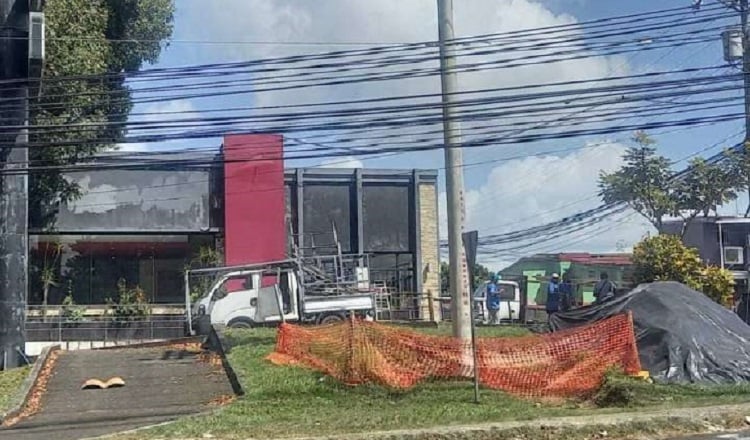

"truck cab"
[194,270,300,330]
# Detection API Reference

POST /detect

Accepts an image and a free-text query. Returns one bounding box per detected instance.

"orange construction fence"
[267,313,641,398]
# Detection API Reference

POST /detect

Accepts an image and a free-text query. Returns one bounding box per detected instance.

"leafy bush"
[701,265,735,307]
[61,292,85,322]
[633,235,734,306]
[107,278,151,321]
[186,245,221,302]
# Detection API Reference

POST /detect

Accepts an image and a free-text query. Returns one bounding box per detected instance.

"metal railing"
[25,315,186,343]
[25,305,186,343]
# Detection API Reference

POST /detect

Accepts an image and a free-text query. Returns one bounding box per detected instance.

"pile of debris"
[550,281,750,384]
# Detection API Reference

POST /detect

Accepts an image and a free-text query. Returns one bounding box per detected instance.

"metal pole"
[470,302,480,403]
[0,0,29,370]
[184,270,193,335]
[437,0,471,345]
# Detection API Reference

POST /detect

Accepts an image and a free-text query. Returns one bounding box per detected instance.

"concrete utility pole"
[0,0,40,369]
[437,0,473,344]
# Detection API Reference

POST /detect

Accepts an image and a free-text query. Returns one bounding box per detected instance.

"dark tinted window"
[303,184,353,253]
[362,185,410,252]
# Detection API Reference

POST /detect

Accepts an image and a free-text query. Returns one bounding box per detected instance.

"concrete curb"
[148,403,746,440]
[1,344,60,424]
[204,326,244,397]
[260,403,750,440]
[86,402,750,440]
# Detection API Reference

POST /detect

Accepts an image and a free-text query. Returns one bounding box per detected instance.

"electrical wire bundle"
[0,3,744,258]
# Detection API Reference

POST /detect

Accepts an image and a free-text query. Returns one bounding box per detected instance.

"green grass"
[0,366,30,414]
[122,325,750,439]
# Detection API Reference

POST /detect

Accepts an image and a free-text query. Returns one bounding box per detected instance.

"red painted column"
[223,134,286,270]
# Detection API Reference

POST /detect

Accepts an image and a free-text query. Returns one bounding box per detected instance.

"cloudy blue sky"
[117,0,746,268]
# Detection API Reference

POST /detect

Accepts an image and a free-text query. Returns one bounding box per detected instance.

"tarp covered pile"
[550,281,750,384]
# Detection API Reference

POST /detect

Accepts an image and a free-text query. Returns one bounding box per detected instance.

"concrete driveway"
[0,345,234,440]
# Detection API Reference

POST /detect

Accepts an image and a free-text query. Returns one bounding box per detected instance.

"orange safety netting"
[267,313,641,398]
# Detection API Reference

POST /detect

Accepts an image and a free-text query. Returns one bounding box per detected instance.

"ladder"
[372,282,392,321]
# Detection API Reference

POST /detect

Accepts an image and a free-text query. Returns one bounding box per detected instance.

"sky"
[120,0,747,270]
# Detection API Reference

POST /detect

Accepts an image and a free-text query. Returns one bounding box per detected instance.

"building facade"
[664,217,750,319]
[29,134,440,313]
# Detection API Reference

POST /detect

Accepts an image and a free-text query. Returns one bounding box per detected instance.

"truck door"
[254,270,299,323]
[497,282,521,322]
[208,272,259,327]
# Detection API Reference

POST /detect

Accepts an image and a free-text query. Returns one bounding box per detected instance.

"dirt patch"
[197,351,223,368]
[208,395,236,406]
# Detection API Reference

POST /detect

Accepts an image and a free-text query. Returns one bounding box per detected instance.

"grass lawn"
[121,325,750,439]
[0,366,30,414]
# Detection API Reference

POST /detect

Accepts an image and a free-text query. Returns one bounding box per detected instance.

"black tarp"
[549,281,750,384]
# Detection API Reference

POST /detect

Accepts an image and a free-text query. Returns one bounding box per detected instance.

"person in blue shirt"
[486,274,501,325]
[547,273,561,323]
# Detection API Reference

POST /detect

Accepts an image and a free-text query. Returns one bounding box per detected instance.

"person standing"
[547,273,561,323]
[486,274,501,325]
[559,273,574,312]
[593,272,616,304]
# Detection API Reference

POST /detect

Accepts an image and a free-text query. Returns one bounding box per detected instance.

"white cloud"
[439,143,653,270]
[318,156,364,169]
[118,100,201,152]
[173,0,628,168]
[116,142,149,152]
[166,0,646,267]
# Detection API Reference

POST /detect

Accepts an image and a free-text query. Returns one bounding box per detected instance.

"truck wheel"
[318,314,344,325]
[227,318,254,329]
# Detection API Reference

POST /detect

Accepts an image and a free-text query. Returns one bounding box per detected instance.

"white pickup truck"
[187,263,376,334]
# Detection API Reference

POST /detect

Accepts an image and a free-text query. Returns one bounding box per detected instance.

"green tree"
[599,132,676,233]
[675,157,738,220]
[30,0,175,228]
[440,262,493,293]
[725,141,750,217]
[632,235,734,306]
[599,132,738,236]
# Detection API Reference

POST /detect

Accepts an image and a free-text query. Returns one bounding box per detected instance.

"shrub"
[107,279,151,321]
[700,265,735,307]
[186,245,221,303]
[633,235,734,306]
[61,292,85,322]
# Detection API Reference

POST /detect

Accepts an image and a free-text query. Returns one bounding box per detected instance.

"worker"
[547,273,561,323]
[593,272,616,304]
[559,273,574,311]
[486,274,501,325]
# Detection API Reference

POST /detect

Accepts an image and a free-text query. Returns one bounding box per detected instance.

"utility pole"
[437,0,473,346]
[0,0,43,369]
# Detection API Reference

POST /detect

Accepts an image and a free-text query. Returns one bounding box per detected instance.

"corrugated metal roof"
[557,253,632,266]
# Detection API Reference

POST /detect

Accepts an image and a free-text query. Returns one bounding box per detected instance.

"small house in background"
[663,217,750,323]
[499,253,633,312]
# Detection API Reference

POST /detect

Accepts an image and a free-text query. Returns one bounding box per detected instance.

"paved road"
[669,432,750,440]
[0,345,234,440]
